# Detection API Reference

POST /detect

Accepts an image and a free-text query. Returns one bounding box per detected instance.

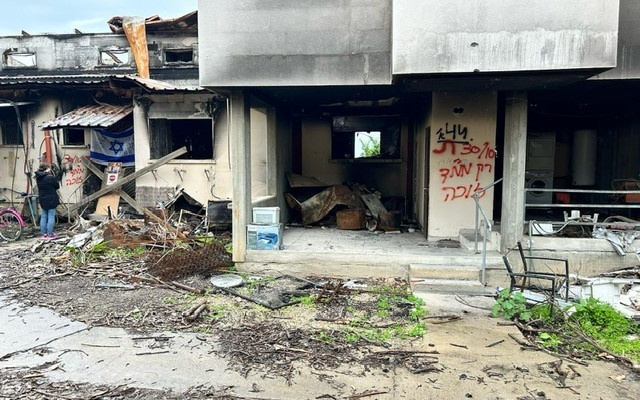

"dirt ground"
[1,226,639,399]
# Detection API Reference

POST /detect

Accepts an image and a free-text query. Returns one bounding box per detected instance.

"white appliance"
[526,133,555,171]
[525,170,554,205]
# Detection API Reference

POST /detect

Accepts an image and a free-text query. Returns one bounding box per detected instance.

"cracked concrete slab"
[0,294,87,359]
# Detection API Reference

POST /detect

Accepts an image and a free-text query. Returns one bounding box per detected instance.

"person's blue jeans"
[40,208,56,235]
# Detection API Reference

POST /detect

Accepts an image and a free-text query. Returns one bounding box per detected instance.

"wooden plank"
[95,192,121,216]
[360,193,387,218]
[67,146,187,213]
[80,156,144,214]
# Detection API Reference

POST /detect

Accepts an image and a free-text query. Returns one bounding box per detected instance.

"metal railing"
[525,187,640,209]
[471,178,502,286]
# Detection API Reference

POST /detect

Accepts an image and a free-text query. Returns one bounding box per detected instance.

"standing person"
[34,163,60,238]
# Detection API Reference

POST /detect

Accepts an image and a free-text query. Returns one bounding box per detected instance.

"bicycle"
[0,205,24,241]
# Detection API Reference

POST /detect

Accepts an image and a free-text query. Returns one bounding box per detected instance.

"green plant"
[407,293,427,321]
[293,294,316,307]
[491,288,532,321]
[317,331,335,343]
[571,297,637,340]
[359,133,381,157]
[537,332,563,350]
[344,331,360,343]
[376,296,391,317]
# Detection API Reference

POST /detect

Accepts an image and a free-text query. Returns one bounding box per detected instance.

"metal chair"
[516,241,569,300]
[501,242,570,315]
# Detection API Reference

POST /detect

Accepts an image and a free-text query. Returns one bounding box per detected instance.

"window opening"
[164,48,194,64]
[3,49,36,68]
[63,128,85,146]
[100,48,130,66]
[149,118,212,160]
[0,109,22,145]
[332,116,400,161]
[354,131,381,158]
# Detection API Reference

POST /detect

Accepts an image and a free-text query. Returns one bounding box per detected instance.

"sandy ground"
[1,233,639,399]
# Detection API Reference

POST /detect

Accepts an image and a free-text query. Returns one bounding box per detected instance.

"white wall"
[428,91,497,238]
[0,98,91,211]
[134,94,231,207]
[393,0,619,74]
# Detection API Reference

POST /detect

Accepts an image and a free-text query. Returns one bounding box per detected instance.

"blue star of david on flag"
[90,127,135,166]
[109,140,124,155]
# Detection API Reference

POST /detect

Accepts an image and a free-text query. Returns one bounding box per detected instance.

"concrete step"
[459,229,500,252]
[410,263,481,281]
[410,278,493,295]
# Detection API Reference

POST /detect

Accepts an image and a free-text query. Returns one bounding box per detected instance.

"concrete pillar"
[500,91,527,253]
[230,90,251,262]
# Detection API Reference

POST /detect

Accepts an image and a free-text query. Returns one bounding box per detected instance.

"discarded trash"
[210,274,243,288]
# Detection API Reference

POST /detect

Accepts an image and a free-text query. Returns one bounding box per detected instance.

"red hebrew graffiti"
[61,153,86,187]
[432,124,496,202]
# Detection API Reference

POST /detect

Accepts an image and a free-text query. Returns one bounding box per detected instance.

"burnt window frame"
[331,115,401,162]
[149,118,214,160]
[98,46,131,67]
[2,48,37,69]
[62,128,86,146]
[163,47,195,65]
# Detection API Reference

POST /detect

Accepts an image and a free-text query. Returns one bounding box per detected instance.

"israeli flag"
[90,127,135,166]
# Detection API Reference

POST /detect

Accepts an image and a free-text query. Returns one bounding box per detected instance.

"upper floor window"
[99,47,130,66]
[164,48,194,65]
[3,48,36,69]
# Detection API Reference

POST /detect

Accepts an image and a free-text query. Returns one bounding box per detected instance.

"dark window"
[164,48,194,64]
[331,116,400,160]
[149,118,213,160]
[64,128,85,145]
[0,112,22,145]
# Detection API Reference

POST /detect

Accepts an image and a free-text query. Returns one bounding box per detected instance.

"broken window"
[63,128,85,146]
[164,48,194,64]
[331,116,400,161]
[3,49,36,68]
[149,118,213,160]
[99,47,130,66]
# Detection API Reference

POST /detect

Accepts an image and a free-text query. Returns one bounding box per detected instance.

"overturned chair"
[502,241,570,308]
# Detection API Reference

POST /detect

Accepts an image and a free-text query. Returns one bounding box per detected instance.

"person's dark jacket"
[35,170,60,210]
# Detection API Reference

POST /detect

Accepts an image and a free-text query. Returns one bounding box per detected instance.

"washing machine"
[525,170,554,205]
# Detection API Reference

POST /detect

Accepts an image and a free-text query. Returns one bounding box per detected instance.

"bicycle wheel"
[0,211,23,241]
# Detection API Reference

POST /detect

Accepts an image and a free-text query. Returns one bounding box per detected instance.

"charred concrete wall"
[300,118,408,197]
[133,93,227,208]
[393,0,619,75]
[0,32,198,84]
[198,0,392,87]
[593,0,640,79]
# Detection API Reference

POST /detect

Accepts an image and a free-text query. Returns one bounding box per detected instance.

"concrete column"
[500,91,528,253]
[230,90,251,262]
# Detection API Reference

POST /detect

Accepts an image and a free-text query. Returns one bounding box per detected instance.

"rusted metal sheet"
[40,104,133,130]
[0,74,205,93]
[108,11,198,34]
[336,209,365,230]
[122,17,149,79]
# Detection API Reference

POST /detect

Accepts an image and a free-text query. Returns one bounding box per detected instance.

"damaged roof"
[0,74,206,93]
[107,11,198,34]
[40,104,133,130]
